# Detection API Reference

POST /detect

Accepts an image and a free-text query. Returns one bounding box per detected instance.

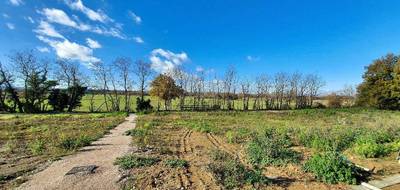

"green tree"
[356,53,400,109]
[149,74,183,111]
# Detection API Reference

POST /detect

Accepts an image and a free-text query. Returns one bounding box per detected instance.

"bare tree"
[223,66,237,110]
[307,74,325,107]
[114,57,133,112]
[240,77,251,110]
[134,60,152,102]
[93,62,109,111]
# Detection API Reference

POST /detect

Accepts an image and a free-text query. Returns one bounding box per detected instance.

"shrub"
[303,151,366,184]
[208,150,269,189]
[58,137,77,150]
[164,159,188,168]
[29,139,46,155]
[190,121,217,133]
[246,129,300,167]
[136,97,153,113]
[352,133,393,158]
[114,154,160,170]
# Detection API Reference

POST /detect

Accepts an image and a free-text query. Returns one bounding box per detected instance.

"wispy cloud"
[9,0,23,6]
[64,0,111,23]
[149,49,189,73]
[3,13,9,18]
[34,21,65,39]
[196,66,204,72]
[39,8,90,31]
[133,36,144,44]
[25,16,35,23]
[246,55,260,62]
[86,38,101,49]
[128,11,141,24]
[6,23,15,30]
[37,46,50,53]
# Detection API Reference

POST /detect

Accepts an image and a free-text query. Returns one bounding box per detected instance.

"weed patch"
[114,154,160,170]
[246,129,301,167]
[164,159,188,168]
[303,151,367,184]
[208,150,269,189]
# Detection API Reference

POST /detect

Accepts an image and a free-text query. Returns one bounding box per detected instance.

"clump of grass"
[208,150,269,189]
[164,159,188,168]
[58,135,94,151]
[114,154,160,170]
[303,151,367,184]
[225,128,251,144]
[28,139,46,155]
[246,128,301,167]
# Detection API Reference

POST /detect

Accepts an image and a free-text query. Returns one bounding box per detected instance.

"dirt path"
[17,114,136,190]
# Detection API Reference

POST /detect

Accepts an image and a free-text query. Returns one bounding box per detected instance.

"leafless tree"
[134,60,152,102]
[114,57,133,112]
[93,62,109,111]
[240,77,251,110]
[56,59,81,88]
[223,66,237,110]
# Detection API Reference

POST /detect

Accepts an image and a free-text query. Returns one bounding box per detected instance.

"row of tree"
[6,50,396,113]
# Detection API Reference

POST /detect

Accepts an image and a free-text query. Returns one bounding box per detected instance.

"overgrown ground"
[0,112,126,189]
[117,108,400,189]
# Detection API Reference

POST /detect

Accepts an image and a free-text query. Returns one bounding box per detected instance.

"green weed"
[114,154,160,170]
[164,159,188,168]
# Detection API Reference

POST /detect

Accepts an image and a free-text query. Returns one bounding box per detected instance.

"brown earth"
[124,124,346,190]
[17,114,136,190]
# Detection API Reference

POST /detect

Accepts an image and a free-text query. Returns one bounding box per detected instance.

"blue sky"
[1,0,400,91]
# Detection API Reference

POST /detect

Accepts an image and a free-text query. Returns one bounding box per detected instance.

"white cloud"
[40,8,90,31]
[37,46,50,53]
[9,0,23,6]
[196,66,204,72]
[3,13,9,18]
[133,36,144,44]
[92,26,125,39]
[37,36,100,67]
[6,23,15,30]
[246,55,260,62]
[86,38,101,49]
[65,0,111,23]
[34,21,65,39]
[149,48,189,73]
[26,16,35,23]
[128,11,141,24]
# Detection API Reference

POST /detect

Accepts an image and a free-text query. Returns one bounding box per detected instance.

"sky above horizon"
[1,0,400,91]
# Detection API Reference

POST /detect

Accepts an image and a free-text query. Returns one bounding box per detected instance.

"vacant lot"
[118,108,400,189]
[0,113,126,189]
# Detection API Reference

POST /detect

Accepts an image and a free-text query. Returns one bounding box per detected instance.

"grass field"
[77,94,328,112]
[0,112,126,189]
[117,108,400,189]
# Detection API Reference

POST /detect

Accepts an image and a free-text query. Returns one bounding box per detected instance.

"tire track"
[206,133,247,166]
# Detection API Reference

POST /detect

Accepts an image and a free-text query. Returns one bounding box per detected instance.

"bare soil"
[17,114,136,190]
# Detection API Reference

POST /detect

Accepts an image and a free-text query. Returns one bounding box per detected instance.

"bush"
[114,154,160,170]
[352,133,393,158]
[164,159,188,168]
[136,97,153,112]
[58,137,77,150]
[326,93,342,108]
[29,139,46,155]
[208,150,269,189]
[303,151,366,184]
[246,129,300,167]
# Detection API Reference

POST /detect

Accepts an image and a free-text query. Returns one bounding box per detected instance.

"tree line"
[1,50,398,113]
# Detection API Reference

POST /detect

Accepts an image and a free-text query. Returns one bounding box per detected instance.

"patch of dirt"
[16,114,136,190]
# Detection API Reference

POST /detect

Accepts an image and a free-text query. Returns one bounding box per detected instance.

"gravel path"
[18,114,136,190]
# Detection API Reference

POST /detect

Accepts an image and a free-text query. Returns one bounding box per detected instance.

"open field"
[117,108,400,189]
[0,112,126,189]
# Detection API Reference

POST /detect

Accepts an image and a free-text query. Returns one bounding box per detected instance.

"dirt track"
[17,114,136,190]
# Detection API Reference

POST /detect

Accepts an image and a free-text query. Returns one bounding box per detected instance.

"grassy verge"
[0,112,126,188]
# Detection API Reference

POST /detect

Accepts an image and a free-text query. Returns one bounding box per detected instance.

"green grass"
[164,159,189,168]
[114,154,160,170]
